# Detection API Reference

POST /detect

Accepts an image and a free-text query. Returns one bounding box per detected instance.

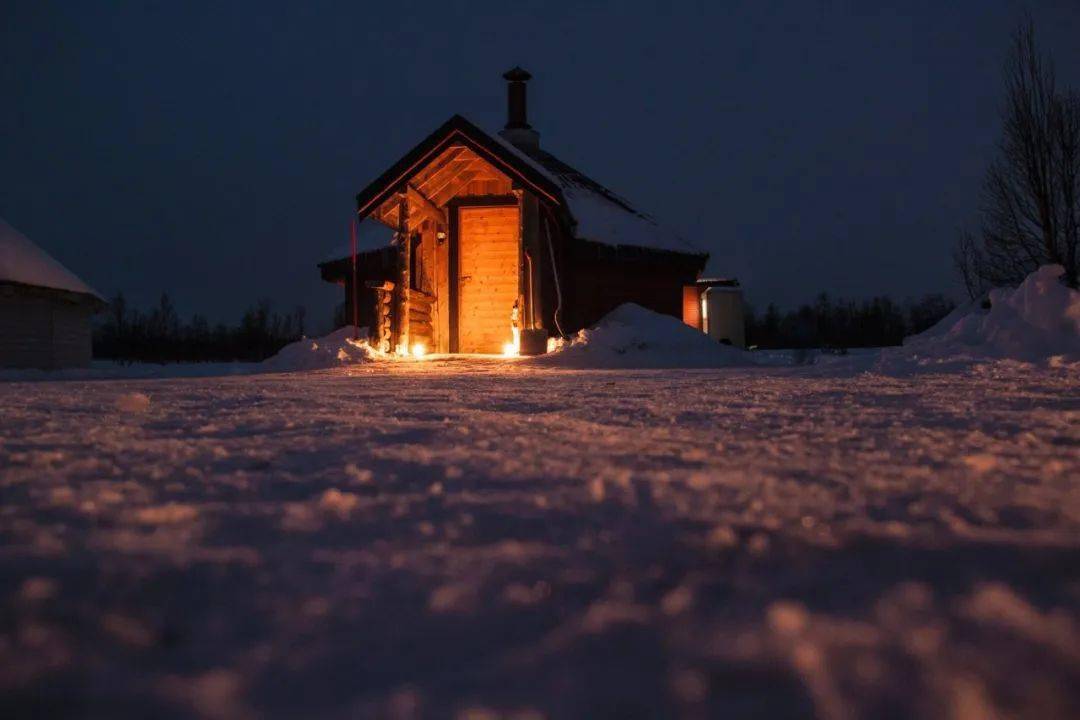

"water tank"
[702,285,745,348]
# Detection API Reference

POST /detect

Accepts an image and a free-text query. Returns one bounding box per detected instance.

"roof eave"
[0,279,108,311]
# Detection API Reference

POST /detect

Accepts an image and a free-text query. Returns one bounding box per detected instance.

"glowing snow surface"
[1,360,1077,718]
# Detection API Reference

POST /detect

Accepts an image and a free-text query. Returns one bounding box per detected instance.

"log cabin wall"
[322,246,398,334]
[366,145,519,353]
[334,114,712,353]
[325,208,705,348]
[561,239,704,333]
[407,221,436,352]
[407,288,434,350]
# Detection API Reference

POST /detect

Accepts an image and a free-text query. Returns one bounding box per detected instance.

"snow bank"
[531,303,753,369]
[0,216,102,298]
[882,265,1080,370]
[115,392,151,413]
[1,328,378,381]
[261,327,377,372]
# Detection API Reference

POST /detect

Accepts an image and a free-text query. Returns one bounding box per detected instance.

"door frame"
[448,195,519,353]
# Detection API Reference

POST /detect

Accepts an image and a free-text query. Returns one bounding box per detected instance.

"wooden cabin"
[319,68,709,355]
[0,217,105,369]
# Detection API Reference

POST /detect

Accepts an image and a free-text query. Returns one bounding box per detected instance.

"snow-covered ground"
[1,357,1077,719]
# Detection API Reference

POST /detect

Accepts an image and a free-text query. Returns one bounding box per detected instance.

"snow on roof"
[488,127,704,255]
[561,184,700,255]
[486,128,561,185]
[321,219,396,264]
[331,117,704,261]
[0,216,103,299]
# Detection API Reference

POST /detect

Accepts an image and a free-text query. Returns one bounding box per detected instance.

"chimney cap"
[503,66,532,82]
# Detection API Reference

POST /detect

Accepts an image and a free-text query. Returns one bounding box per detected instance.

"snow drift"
[261,327,377,371]
[882,265,1080,369]
[530,303,753,369]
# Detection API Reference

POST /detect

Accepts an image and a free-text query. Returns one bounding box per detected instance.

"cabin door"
[455,205,520,353]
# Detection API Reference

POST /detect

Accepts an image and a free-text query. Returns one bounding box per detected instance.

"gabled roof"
[492,137,704,256]
[355,114,564,220]
[0,216,104,301]
[351,114,705,258]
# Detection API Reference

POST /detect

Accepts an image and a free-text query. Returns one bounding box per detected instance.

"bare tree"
[955,18,1080,296]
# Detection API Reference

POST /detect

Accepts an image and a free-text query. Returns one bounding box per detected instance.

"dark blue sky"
[3,1,1079,329]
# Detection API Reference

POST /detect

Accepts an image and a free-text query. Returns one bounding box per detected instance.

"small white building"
[0,217,105,369]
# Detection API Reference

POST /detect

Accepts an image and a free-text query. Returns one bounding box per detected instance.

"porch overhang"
[354,114,566,224]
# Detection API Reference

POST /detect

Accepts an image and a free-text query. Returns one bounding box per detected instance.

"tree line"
[744,293,956,350]
[94,293,307,363]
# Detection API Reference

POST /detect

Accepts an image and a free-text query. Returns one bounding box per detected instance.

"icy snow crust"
[0,216,102,298]
[1,360,1078,718]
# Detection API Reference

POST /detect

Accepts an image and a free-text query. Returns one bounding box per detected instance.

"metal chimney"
[499,67,540,151]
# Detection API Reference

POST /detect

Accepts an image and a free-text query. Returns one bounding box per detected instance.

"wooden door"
[456,205,519,353]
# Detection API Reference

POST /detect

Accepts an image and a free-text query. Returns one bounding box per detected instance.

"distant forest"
[93,291,957,363]
[745,293,957,350]
[94,293,306,364]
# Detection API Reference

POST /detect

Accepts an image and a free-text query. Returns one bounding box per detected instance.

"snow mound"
[883,265,1080,369]
[115,392,151,413]
[0,216,103,298]
[262,327,377,372]
[531,303,753,369]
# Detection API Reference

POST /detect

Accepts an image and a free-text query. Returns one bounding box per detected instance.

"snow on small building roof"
[321,219,396,264]
[0,216,103,300]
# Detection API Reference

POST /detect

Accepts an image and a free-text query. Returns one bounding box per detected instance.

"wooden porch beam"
[412,145,468,192]
[424,157,488,206]
[407,183,447,226]
[431,165,488,206]
[395,192,410,353]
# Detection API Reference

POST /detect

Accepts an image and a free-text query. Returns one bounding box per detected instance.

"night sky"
[3,1,1079,331]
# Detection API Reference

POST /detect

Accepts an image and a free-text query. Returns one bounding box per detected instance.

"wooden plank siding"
[0,289,94,369]
[455,205,520,353]
[330,114,713,355]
